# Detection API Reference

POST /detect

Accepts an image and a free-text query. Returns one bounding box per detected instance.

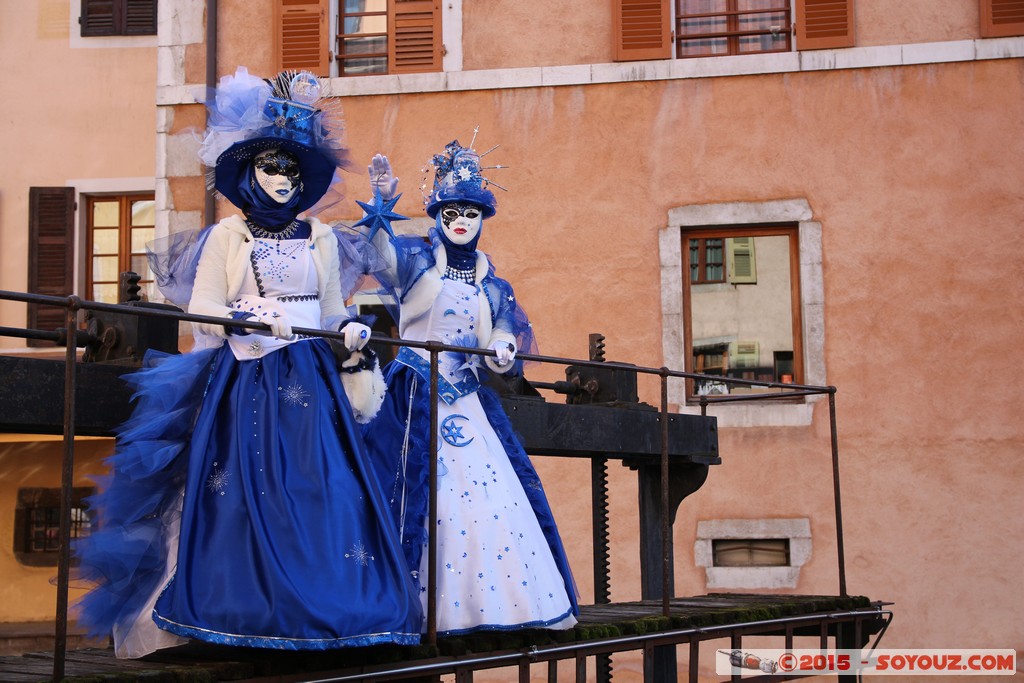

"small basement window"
[14,488,95,567]
[696,518,811,589]
[712,538,790,567]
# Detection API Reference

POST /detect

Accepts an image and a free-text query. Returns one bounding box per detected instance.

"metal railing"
[0,289,849,682]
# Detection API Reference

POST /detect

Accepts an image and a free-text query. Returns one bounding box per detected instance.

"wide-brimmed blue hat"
[198,68,349,213]
[424,139,500,219]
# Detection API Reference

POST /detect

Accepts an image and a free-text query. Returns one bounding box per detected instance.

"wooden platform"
[0,594,884,682]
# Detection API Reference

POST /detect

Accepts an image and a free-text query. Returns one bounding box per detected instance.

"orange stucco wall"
[0,0,157,350]
[322,57,1024,660]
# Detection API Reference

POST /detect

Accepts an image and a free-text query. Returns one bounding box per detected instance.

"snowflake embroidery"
[279,382,310,407]
[345,541,375,566]
[206,466,230,496]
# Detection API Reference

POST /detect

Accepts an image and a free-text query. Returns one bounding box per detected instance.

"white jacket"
[189,215,349,344]
[373,231,517,375]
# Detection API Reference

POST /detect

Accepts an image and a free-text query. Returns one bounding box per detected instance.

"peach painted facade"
[1,0,1022,679]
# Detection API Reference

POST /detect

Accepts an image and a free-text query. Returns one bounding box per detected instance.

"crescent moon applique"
[440,414,475,447]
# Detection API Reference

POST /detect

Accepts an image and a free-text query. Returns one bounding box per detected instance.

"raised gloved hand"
[340,321,371,351]
[368,154,399,200]
[493,341,517,367]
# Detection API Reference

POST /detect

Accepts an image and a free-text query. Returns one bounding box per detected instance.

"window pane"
[343,35,386,56]
[131,254,152,277]
[678,37,728,56]
[713,539,790,566]
[131,200,154,227]
[344,0,386,12]
[344,15,387,35]
[341,56,388,76]
[93,283,119,304]
[92,228,119,255]
[131,226,154,252]
[680,0,727,13]
[688,232,797,396]
[739,33,787,53]
[93,256,120,283]
[92,200,119,228]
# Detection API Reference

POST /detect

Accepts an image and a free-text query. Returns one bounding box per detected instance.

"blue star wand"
[353,187,408,240]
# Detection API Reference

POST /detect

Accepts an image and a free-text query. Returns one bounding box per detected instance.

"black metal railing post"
[659,368,671,618]
[828,387,848,597]
[53,297,80,683]
[426,341,441,646]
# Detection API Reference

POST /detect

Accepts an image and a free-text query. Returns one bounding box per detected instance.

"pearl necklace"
[247,219,300,240]
[444,265,476,283]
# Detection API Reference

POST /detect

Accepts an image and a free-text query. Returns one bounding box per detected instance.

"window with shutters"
[614,0,855,62]
[80,0,157,37]
[684,225,802,397]
[336,0,442,76]
[274,0,442,77]
[85,194,156,304]
[981,0,1024,38]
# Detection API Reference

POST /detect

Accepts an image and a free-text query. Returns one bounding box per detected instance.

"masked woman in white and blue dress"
[73,68,421,658]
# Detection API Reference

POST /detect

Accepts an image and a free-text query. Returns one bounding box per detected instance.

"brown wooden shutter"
[613,0,671,62]
[795,0,855,49]
[80,0,117,36]
[981,0,1024,37]
[124,0,157,36]
[275,0,330,76]
[27,188,75,341]
[389,0,442,74]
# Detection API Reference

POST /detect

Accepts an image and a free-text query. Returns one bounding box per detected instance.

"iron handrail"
[0,289,846,682]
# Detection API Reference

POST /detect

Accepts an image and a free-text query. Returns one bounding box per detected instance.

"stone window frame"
[695,518,812,589]
[660,198,824,427]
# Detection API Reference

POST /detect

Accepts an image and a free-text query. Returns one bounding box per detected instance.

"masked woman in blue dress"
[357,142,579,635]
[74,68,421,658]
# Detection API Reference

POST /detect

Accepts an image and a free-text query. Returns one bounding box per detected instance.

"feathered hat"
[197,67,350,213]
[423,133,505,219]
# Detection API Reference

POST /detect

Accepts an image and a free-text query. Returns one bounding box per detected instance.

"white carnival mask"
[254,149,300,204]
[440,203,483,245]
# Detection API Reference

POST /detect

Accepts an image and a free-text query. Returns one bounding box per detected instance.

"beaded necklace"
[246,219,301,240]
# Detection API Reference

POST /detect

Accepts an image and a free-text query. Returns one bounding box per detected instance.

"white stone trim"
[151,37,1024,104]
[660,199,824,428]
[442,0,464,73]
[695,518,811,590]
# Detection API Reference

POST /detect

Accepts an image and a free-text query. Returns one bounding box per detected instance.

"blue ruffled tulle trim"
[73,349,218,640]
[438,606,576,637]
[152,613,420,650]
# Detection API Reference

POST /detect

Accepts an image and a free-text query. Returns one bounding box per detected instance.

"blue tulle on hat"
[197,67,350,213]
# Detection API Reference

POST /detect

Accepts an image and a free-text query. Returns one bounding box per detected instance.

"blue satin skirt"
[76,340,422,650]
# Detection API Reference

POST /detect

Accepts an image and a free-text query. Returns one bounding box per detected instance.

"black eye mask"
[254,152,300,179]
[440,203,481,229]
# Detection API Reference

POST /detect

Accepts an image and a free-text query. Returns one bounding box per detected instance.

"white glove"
[368,154,399,200]
[265,312,293,340]
[340,322,371,351]
[493,341,516,367]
